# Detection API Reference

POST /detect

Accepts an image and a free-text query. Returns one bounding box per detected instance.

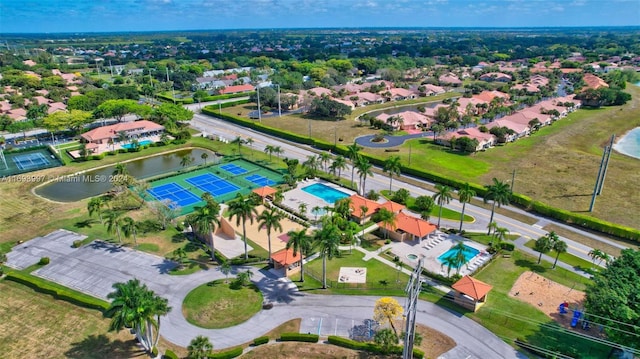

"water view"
[613,127,640,160]
[35,148,215,202]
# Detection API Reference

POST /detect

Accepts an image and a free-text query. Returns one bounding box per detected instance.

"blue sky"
[1,0,639,33]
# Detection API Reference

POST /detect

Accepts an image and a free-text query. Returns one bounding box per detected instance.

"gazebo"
[451,275,493,312]
[252,186,277,203]
[270,248,304,276]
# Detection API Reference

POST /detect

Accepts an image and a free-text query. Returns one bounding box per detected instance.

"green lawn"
[297,250,409,295]
[463,232,519,246]
[182,279,263,329]
[380,190,475,222]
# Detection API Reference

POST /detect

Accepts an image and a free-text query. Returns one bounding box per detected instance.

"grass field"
[182,279,263,329]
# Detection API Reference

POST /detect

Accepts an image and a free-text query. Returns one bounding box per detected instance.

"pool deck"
[282,179,356,220]
[389,232,490,277]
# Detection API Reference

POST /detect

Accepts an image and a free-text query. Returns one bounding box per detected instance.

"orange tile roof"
[81,120,164,142]
[378,211,436,238]
[271,248,303,266]
[348,194,381,217]
[379,201,405,213]
[582,73,609,90]
[219,84,255,94]
[452,275,493,300]
[252,186,277,198]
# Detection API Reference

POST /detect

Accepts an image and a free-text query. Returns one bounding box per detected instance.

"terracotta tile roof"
[379,201,405,213]
[583,73,609,90]
[452,275,493,300]
[219,84,255,94]
[378,211,436,238]
[348,194,381,217]
[81,120,164,142]
[271,248,303,266]
[252,186,277,198]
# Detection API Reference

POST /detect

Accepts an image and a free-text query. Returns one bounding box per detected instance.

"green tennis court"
[145,158,283,214]
[0,147,63,177]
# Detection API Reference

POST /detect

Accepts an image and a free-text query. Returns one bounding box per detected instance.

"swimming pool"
[121,140,153,149]
[437,244,479,267]
[302,183,349,204]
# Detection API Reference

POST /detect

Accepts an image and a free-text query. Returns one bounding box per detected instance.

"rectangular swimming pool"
[121,140,153,149]
[302,183,349,204]
[437,244,479,267]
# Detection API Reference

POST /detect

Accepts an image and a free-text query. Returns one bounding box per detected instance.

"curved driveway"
[355,131,433,148]
[159,265,521,358]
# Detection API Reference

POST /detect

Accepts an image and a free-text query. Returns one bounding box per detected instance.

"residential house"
[348,194,381,224]
[438,73,462,86]
[348,92,384,107]
[479,72,512,82]
[47,102,67,114]
[377,211,437,243]
[387,88,418,101]
[438,127,497,151]
[582,73,609,90]
[218,84,255,95]
[486,119,530,141]
[377,111,431,131]
[421,84,446,96]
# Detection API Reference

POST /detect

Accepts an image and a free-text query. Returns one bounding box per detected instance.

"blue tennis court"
[186,173,239,196]
[220,163,248,175]
[13,152,50,170]
[246,174,276,187]
[147,183,201,208]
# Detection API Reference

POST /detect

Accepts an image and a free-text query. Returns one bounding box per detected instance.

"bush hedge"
[5,271,110,311]
[252,336,269,346]
[207,346,243,359]
[39,257,50,265]
[327,336,424,358]
[279,333,319,343]
[163,349,179,359]
[500,242,515,251]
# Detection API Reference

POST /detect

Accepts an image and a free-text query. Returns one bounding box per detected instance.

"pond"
[35,148,216,202]
[613,127,640,160]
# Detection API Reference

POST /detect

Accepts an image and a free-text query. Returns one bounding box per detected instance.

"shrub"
[327,336,424,358]
[207,346,243,359]
[151,346,158,357]
[72,240,83,248]
[500,242,515,251]
[279,333,319,343]
[252,336,269,346]
[39,257,50,265]
[0,267,4,276]
[163,349,179,359]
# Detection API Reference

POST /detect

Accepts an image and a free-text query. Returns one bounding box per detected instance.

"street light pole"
[257,86,262,123]
[277,84,282,117]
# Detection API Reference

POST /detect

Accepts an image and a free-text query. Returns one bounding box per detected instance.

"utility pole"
[408,143,412,166]
[589,144,608,212]
[277,84,282,117]
[402,257,422,359]
[510,169,516,193]
[597,134,615,195]
[257,86,262,123]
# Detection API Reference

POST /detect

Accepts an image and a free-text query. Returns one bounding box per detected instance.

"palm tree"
[359,205,368,235]
[484,178,512,235]
[88,196,107,224]
[120,217,138,246]
[355,156,373,196]
[449,241,467,275]
[588,248,610,266]
[219,261,232,283]
[273,146,284,159]
[298,202,307,217]
[113,162,129,176]
[231,136,244,156]
[303,155,320,178]
[264,144,276,162]
[201,152,209,165]
[330,155,347,179]
[493,226,510,251]
[457,183,476,232]
[377,208,397,240]
[188,335,213,359]
[188,198,221,262]
[105,279,171,354]
[286,228,311,282]
[319,152,332,173]
[180,155,194,169]
[432,184,453,228]
[257,206,284,265]
[314,223,341,289]
[534,235,552,264]
[105,210,124,243]
[441,255,458,277]
[552,239,567,269]
[227,193,258,260]
[383,156,402,192]
[346,142,362,188]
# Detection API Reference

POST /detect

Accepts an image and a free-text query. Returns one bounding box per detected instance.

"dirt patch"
[509,271,585,326]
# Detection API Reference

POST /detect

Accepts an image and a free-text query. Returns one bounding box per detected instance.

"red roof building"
[451,275,493,312]
[81,120,164,144]
[219,84,255,95]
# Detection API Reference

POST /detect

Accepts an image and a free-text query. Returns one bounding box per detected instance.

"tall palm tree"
[257,206,284,265]
[355,156,373,196]
[227,193,258,260]
[449,241,467,275]
[286,228,311,282]
[87,196,107,224]
[303,155,320,177]
[264,144,275,162]
[180,155,194,168]
[484,178,512,235]
[359,205,368,235]
[319,152,332,173]
[188,335,213,359]
[377,208,397,240]
[105,279,171,354]
[552,239,567,269]
[493,226,510,251]
[346,142,362,188]
[273,146,284,159]
[383,156,402,192]
[534,235,552,264]
[105,210,124,243]
[432,184,453,228]
[120,217,138,246]
[330,155,347,179]
[231,136,244,156]
[457,183,476,232]
[201,152,209,165]
[188,199,221,262]
[314,223,341,289]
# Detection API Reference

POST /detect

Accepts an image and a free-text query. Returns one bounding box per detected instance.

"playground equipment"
[570,310,582,327]
[559,302,568,314]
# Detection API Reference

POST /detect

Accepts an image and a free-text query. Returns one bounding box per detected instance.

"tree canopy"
[585,249,640,349]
